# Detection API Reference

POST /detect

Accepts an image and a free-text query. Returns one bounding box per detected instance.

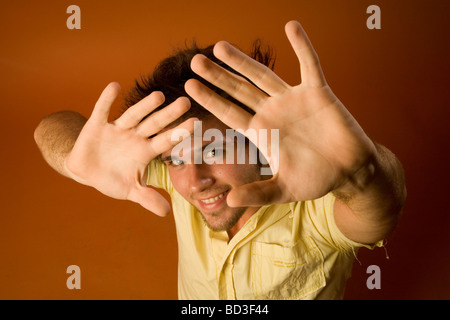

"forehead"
[161,117,230,159]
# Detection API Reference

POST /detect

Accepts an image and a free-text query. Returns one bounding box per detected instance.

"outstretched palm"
[185,21,376,207]
[65,83,196,216]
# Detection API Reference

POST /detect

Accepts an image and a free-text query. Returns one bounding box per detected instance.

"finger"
[185,78,252,130]
[90,82,121,124]
[226,178,284,207]
[285,20,326,87]
[136,96,191,137]
[148,118,197,157]
[190,54,268,110]
[115,91,165,129]
[213,41,289,96]
[128,185,171,217]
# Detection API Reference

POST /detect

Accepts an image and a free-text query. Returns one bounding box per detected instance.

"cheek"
[218,164,261,184]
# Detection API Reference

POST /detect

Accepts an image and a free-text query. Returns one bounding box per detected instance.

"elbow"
[34,118,46,150]
[393,159,407,218]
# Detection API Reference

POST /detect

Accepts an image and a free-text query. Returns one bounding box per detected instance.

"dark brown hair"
[123,40,275,128]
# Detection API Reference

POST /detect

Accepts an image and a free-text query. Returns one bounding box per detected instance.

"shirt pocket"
[250,237,325,299]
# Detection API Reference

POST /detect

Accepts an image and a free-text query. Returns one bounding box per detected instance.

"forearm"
[333,142,407,236]
[34,111,87,178]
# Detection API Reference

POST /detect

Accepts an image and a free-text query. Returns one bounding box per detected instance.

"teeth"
[200,192,225,204]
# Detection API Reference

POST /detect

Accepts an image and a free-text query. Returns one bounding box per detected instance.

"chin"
[199,207,246,232]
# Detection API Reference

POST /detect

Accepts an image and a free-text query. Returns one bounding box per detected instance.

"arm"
[333,142,406,244]
[34,110,87,179]
[185,21,406,244]
[34,82,196,216]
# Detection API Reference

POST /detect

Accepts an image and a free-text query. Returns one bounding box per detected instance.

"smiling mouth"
[200,192,226,204]
[195,188,230,206]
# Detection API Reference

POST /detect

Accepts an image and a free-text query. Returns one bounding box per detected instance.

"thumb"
[128,186,171,217]
[226,178,284,207]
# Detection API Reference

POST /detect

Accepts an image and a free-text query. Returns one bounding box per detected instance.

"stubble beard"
[197,205,247,232]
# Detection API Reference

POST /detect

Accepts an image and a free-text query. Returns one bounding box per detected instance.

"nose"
[187,163,215,193]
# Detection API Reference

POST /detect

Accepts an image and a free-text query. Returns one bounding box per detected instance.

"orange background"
[1,0,449,299]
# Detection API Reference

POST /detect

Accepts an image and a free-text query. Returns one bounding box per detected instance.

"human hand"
[185,21,376,207]
[65,82,196,216]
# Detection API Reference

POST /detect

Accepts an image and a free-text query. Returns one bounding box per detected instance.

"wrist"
[333,150,379,202]
[333,142,406,214]
[64,155,89,186]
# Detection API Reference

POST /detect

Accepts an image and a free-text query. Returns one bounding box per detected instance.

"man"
[34,21,406,299]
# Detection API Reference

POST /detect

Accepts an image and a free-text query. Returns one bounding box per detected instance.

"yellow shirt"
[147,160,382,300]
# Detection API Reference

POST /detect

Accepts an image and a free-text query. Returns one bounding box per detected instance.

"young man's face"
[161,117,263,232]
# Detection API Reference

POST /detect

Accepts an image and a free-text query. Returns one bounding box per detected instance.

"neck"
[226,206,260,240]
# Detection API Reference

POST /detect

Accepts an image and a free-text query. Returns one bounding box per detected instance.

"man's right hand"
[65,82,196,216]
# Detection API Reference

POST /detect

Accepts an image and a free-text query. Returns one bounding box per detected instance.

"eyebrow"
[160,155,176,162]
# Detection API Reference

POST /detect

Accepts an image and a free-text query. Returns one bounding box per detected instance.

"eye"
[205,148,216,158]
[171,159,185,166]
[206,147,224,159]
[164,158,184,167]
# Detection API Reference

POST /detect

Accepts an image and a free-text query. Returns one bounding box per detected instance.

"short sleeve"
[146,159,174,194]
[304,193,384,252]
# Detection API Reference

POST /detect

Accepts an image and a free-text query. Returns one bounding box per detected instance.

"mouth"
[196,190,230,211]
[200,192,226,204]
